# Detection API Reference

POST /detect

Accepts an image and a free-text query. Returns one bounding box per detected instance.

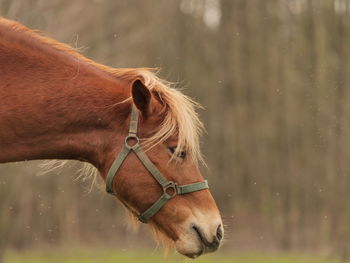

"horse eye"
[168,147,186,159]
[177,151,186,158]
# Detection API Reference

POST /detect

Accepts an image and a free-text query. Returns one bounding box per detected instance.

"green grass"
[3,249,347,263]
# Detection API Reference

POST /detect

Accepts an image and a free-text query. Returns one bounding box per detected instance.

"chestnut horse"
[0,17,223,258]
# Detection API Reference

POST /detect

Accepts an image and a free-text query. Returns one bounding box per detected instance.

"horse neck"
[0,31,130,170]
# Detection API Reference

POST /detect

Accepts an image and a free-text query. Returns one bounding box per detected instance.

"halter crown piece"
[105,105,209,223]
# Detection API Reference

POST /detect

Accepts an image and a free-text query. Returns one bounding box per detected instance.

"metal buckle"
[125,135,139,149]
[163,181,177,198]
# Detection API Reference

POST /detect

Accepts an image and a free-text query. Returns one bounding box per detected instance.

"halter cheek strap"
[105,105,209,223]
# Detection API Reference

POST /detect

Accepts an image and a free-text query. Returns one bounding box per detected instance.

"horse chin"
[174,234,206,258]
[169,222,203,258]
[150,224,204,258]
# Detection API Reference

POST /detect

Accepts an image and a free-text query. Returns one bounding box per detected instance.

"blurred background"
[1,0,350,262]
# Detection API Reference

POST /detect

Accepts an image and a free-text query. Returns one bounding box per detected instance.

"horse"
[0,17,223,258]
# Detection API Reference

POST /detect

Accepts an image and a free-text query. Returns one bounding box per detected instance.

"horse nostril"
[192,224,221,252]
[216,224,223,241]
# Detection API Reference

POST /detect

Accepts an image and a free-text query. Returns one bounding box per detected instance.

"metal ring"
[125,135,140,149]
[163,181,177,198]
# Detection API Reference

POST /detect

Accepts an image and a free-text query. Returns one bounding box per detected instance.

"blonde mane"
[111,68,205,164]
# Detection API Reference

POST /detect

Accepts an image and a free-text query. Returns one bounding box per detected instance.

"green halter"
[105,105,209,223]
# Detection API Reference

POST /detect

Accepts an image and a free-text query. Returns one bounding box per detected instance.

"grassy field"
[3,249,347,263]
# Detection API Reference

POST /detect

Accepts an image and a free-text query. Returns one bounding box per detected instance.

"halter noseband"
[105,105,209,223]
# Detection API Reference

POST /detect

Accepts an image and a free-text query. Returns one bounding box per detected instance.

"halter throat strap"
[105,105,209,223]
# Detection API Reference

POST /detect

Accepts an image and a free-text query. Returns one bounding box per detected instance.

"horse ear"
[131,79,152,115]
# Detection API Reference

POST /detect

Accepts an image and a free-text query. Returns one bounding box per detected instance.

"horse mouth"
[181,224,222,258]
